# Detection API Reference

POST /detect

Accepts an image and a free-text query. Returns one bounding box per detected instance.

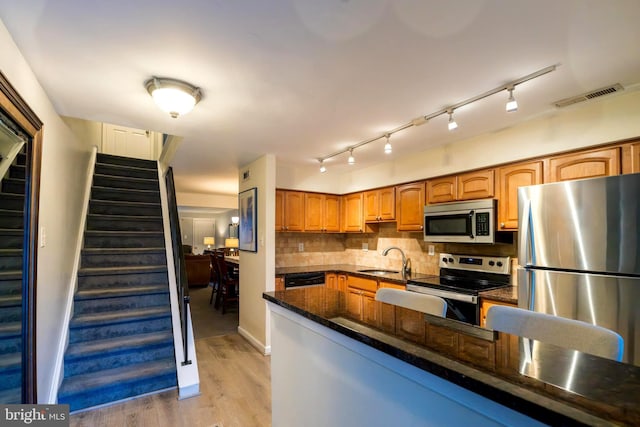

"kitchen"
[269,120,640,424]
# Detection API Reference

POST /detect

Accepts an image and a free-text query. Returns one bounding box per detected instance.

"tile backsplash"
[276,223,518,278]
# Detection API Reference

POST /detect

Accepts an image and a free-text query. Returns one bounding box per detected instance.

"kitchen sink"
[357,269,400,275]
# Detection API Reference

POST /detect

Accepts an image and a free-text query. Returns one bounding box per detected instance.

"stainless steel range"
[406,253,511,325]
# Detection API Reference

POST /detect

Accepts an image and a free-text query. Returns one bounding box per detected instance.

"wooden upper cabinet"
[622,140,640,174]
[276,190,304,232]
[275,189,284,232]
[545,147,620,182]
[305,193,341,232]
[342,192,365,232]
[497,161,543,230]
[395,181,425,232]
[426,176,456,204]
[364,187,395,222]
[457,169,495,200]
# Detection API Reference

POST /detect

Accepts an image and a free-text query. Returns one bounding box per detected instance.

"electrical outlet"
[428,245,435,256]
[298,242,304,252]
[362,243,368,251]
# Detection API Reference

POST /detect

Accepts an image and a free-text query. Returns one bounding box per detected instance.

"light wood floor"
[69,333,272,427]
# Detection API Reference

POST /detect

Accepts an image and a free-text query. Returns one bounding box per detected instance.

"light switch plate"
[298,242,304,252]
[362,243,368,251]
[428,245,435,256]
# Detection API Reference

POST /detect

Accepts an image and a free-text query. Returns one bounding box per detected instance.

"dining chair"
[208,254,220,305]
[375,288,447,317]
[213,251,239,314]
[485,305,624,361]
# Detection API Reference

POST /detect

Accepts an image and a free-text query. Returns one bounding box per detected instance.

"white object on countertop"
[375,288,447,317]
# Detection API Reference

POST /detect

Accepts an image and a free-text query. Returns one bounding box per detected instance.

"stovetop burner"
[408,275,509,295]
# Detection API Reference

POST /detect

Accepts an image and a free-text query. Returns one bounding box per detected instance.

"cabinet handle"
[420,225,423,230]
[500,222,505,228]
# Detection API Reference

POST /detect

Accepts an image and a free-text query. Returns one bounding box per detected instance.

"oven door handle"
[406,284,477,304]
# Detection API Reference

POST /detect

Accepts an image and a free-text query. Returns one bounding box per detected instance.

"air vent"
[554,84,624,108]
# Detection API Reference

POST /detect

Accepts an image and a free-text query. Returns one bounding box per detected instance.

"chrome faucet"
[382,246,411,276]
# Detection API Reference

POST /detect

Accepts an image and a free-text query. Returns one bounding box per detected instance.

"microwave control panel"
[475,212,490,236]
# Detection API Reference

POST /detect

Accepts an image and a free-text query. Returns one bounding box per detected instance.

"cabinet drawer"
[458,335,496,370]
[347,275,378,293]
[426,323,458,357]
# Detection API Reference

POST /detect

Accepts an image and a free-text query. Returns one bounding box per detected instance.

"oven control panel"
[439,253,510,275]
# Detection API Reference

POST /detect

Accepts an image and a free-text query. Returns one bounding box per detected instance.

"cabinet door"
[346,287,363,319]
[275,277,285,291]
[426,176,456,204]
[458,335,496,370]
[378,280,405,290]
[379,187,396,220]
[546,147,620,182]
[497,161,542,230]
[457,169,494,200]
[378,302,396,333]
[480,299,517,328]
[396,307,426,344]
[284,191,305,231]
[304,193,324,232]
[337,274,348,293]
[324,195,341,232]
[622,141,640,174]
[362,290,378,324]
[363,190,379,222]
[325,273,337,290]
[342,193,364,232]
[275,190,284,231]
[395,182,425,231]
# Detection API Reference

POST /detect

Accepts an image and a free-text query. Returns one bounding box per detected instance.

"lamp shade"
[231,216,239,224]
[225,238,239,248]
[203,237,215,247]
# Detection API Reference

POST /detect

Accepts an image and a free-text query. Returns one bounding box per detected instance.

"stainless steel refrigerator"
[518,173,640,366]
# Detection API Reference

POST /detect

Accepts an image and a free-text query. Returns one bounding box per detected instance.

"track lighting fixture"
[384,134,392,154]
[319,159,326,173]
[506,86,518,112]
[447,110,458,131]
[315,65,556,172]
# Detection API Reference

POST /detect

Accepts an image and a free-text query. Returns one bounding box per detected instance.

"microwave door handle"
[468,210,475,239]
[519,199,533,265]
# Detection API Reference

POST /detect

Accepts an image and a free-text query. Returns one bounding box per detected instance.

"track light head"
[348,149,355,165]
[506,87,518,112]
[447,110,458,131]
[384,134,392,154]
[319,159,326,173]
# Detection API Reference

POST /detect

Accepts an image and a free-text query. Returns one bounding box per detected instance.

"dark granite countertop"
[479,286,518,304]
[275,264,435,284]
[264,287,640,426]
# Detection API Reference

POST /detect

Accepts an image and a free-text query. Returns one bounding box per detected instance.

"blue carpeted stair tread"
[95,161,158,173]
[69,306,170,327]
[80,247,165,255]
[87,213,162,221]
[93,173,158,184]
[0,322,20,337]
[91,185,160,195]
[78,265,167,276]
[65,330,173,359]
[75,284,168,300]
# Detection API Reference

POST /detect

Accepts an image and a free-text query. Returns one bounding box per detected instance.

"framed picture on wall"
[239,187,257,252]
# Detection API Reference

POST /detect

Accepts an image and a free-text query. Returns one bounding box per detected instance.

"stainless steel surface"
[438,253,510,275]
[518,173,640,274]
[518,173,640,366]
[356,269,400,275]
[381,246,411,275]
[406,284,477,303]
[424,199,496,244]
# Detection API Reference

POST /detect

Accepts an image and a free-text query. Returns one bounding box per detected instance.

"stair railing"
[164,167,191,366]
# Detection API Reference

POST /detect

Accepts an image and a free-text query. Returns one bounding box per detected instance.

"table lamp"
[203,237,215,250]
[225,238,239,254]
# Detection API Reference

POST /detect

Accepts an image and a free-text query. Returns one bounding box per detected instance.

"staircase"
[0,150,25,404]
[57,153,176,412]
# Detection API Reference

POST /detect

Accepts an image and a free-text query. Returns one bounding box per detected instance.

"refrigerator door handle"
[519,199,533,265]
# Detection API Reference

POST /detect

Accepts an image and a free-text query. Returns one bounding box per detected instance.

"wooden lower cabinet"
[346,276,378,322]
[275,276,285,291]
[426,323,457,356]
[325,273,337,289]
[480,299,517,328]
[396,307,425,344]
[457,335,495,370]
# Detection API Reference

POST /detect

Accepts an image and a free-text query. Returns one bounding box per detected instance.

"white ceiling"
[2,1,640,197]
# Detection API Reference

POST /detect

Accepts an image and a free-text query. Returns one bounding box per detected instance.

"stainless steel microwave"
[424,199,496,243]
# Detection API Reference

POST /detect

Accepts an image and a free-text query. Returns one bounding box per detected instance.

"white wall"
[277,89,640,193]
[0,19,94,402]
[238,155,276,354]
[176,191,238,210]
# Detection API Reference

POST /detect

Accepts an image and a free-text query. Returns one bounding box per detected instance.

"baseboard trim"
[238,326,271,355]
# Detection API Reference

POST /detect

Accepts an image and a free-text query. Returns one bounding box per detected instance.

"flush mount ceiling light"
[315,65,556,173]
[384,134,392,154]
[447,109,458,131]
[506,85,518,112]
[145,76,202,118]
